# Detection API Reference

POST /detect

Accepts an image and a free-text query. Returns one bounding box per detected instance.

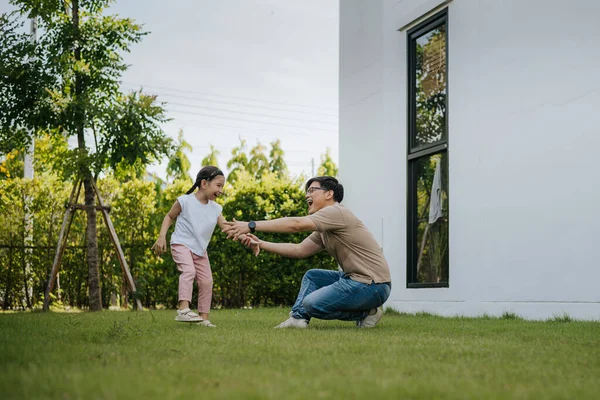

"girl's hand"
[223,218,250,239]
[152,237,167,256]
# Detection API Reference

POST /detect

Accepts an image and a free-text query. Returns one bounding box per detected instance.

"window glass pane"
[414,152,448,283]
[414,23,446,149]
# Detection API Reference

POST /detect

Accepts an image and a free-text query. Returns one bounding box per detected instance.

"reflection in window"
[407,10,449,287]
[415,153,448,284]
[414,23,446,148]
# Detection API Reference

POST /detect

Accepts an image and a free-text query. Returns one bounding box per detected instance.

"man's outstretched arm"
[241,234,322,259]
[224,217,317,238]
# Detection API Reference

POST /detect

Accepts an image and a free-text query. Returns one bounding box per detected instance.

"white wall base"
[386,300,600,321]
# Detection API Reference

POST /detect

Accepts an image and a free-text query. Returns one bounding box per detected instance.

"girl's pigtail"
[185,183,198,195]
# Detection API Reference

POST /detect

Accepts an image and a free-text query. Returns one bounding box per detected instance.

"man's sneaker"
[197,320,217,328]
[356,306,383,328]
[175,308,202,322]
[275,316,308,329]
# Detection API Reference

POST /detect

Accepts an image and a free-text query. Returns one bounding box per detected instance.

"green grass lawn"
[1,309,599,399]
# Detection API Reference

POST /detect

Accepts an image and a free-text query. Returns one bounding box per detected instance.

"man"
[223,176,391,329]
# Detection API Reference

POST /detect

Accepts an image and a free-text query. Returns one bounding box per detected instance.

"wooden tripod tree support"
[43,178,143,311]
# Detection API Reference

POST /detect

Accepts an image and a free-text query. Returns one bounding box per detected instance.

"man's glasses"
[306,187,329,194]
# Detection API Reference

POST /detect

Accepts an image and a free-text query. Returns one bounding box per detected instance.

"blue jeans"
[291,269,391,322]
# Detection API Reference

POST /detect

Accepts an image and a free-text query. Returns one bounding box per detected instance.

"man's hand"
[151,236,167,256]
[223,218,250,239]
[237,233,261,256]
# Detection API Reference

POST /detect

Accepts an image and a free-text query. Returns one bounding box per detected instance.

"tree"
[268,139,288,179]
[247,142,269,178]
[32,133,69,178]
[201,144,220,169]
[0,11,54,154]
[0,1,172,310]
[0,149,23,179]
[166,129,192,182]
[317,148,338,177]
[226,138,249,184]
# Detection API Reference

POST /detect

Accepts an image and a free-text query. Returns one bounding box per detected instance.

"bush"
[0,171,337,309]
[210,171,337,307]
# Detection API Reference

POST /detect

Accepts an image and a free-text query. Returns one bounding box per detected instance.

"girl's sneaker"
[197,320,217,328]
[175,308,202,322]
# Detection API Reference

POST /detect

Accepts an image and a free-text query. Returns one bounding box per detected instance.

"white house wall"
[339,0,385,246]
[339,0,600,319]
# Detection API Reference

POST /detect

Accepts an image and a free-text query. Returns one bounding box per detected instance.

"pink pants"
[171,244,213,314]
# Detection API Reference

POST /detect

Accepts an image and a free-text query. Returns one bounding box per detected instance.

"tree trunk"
[121,280,128,309]
[56,272,61,302]
[22,252,32,309]
[73,0,101,311]
[84,178,102,311]
[22,192,32,309]
[4,238,14,310]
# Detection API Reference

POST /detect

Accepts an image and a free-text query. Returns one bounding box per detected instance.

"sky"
[1,0,340,180]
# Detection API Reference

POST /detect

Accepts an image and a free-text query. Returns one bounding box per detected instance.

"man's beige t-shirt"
[307,203,391,284]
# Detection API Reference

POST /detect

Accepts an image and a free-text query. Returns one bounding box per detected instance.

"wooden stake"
[44,178,144,311]
[91,179,143,310]
[43,180,81,311]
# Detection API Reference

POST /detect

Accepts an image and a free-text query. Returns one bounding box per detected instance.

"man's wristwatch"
[248,220,256,233]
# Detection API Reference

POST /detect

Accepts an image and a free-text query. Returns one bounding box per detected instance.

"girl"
[152,166,258,327]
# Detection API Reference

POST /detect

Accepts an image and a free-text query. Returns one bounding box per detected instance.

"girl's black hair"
[186,166,224,194]
[305,176,344,203]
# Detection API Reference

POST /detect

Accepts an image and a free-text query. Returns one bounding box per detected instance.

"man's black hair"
[305,176,344,203]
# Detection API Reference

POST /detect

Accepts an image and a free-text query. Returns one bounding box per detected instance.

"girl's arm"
[216,214,228,231]
[241,234,322,259]
[151,201,182,255]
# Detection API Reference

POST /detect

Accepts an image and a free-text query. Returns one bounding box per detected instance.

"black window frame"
[406,9,449,288]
